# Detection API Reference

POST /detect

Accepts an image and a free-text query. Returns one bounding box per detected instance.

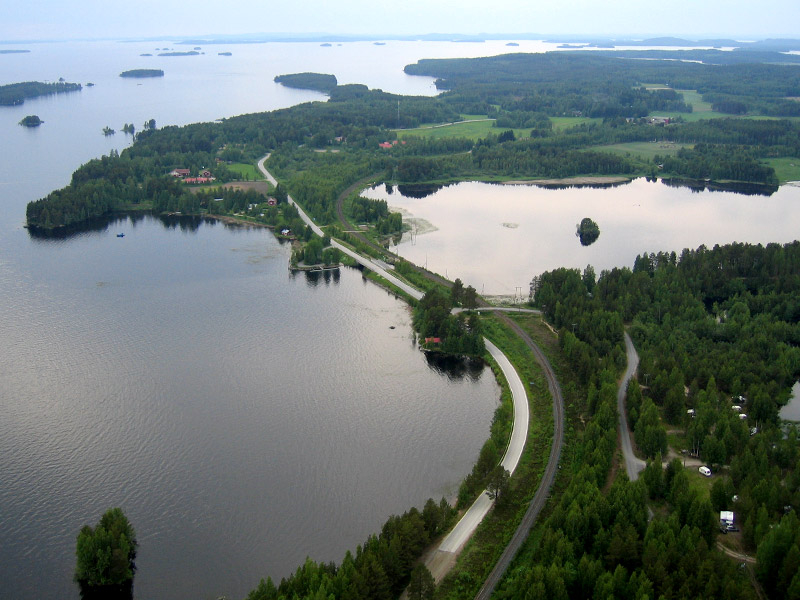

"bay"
[363,179,800,297]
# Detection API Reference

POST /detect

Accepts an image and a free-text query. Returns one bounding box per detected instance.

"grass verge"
[433,312,584,599]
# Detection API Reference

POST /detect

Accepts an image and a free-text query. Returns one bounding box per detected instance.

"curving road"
[619,332,645,481]
[473,313,565,600]
[257,156,565,593]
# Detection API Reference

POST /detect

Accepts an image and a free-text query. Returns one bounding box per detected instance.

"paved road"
[258,156,566,594]
[473,313,565,600]
[257,156,533,572]
[434,339,530,555]
[619,332,645,481]
[257,156,423,299]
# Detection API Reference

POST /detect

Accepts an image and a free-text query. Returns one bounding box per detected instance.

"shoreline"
[501,176,631,186]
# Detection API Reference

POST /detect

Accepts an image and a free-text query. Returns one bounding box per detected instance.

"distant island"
[218,52,232,56]
[1,49,30,54]
[505,42,519,46]
[576,217,600,246]
[19,115,42,127]
[274,72,338,93]
[120,69,164,78]
[1,81,81,106]
[158,50,200,57]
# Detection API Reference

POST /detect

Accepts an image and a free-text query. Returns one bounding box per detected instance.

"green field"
[766,157,800,184]
[550,116,601,130]
[588,141,691,160]
[396,115,603,140]
[226,162,261,180]
[396,118,530,141]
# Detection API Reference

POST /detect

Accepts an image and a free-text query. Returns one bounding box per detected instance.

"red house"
[170,168,190,178]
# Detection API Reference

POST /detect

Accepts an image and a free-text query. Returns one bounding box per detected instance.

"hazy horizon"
[2,0,798,43]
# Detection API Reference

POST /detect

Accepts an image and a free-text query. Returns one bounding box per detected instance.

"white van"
[699,466,712,477]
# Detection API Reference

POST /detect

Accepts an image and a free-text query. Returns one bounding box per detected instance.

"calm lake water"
[363,179,800,297]
[0,39,520,600]
[1,38,792,599]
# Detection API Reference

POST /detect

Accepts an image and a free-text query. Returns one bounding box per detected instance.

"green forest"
[25,51,800,230]
[526,241,800,599]
[274,72,338,93]
[0,80,81,106]
[22,49,800,599]
[119,69,164,78]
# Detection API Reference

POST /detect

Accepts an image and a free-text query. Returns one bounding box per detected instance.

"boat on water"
[116,233,125,237]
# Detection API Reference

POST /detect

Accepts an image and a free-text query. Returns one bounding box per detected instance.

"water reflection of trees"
[660,178,777,196]
[303,268,341,287]
[424,351,484,382]
[383,183,447,199]
[27,212,222,241]
[78,581,133,600]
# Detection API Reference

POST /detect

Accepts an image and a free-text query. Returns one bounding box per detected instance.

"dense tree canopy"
[74,508,137,590]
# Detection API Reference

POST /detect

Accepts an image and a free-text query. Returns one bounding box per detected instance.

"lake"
[0,39,522,600]
[362,179,800,297]
[1,38,792,599]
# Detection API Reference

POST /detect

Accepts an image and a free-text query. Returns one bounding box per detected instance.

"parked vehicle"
[699,466,712,477]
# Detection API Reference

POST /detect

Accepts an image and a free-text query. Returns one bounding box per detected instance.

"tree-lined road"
[257,156,565,595]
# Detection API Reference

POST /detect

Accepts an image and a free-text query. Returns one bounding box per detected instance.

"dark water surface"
[0,40,510,600]
[0,213,499,600]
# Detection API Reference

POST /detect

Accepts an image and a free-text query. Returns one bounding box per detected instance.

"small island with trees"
[576,217,600,245]
[119,69,164,78]
[19,114,43,127]
[274,72,338,93]
[74,507,137,598]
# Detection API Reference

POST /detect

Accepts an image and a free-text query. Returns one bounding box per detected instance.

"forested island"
[274,72,338,93]
[0,80,81,106]
[158,50,199,56]
[119,69,164,78]
[23,48,800,600]
[576,217,600,245]
[19,115,42,127]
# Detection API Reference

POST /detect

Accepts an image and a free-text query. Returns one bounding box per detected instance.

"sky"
[2,0,799,42]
